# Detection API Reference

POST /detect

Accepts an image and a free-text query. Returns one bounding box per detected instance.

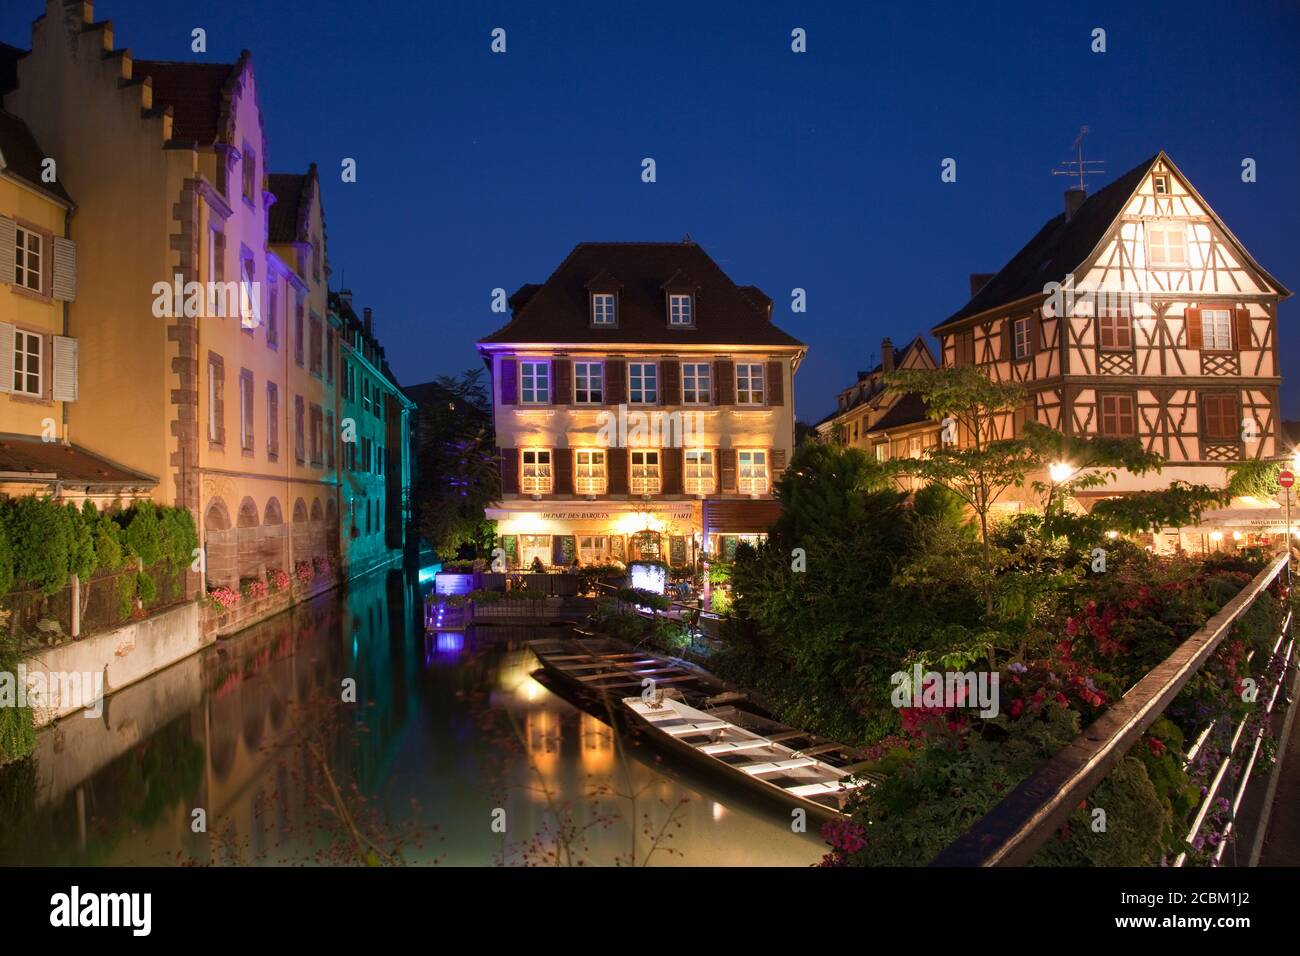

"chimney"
[881,337,894,373]
[363,307,373,337]
[339,288,353,306]
[969,273,995,298]
[1064,187,1086,221]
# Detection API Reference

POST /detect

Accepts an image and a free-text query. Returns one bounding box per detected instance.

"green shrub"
[0,519,13,598]
[0,642,36,766]
[65,503,97,581]
[159,506,198,572]
[137,572,157,606]
[92,513,124,572]
[123,502,163,566]
[4,496,72,595]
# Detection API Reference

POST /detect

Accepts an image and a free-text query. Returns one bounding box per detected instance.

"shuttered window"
[1099,308,1132,350]
[1201,308,1233,351]
[737,450,768,494]
[239,369,254,451]
[628,362,657,404]
[14,225,42,293]
[267,382,279,459]
[1202,394,1238,441]
[1099,394,1136,437]
[574,362,603,403]
[522,449,553,494]
[685,449,715,495]
[682,363,711,404]
[630,450,660,494]
[521,361,550,404]
[575,449,606,494]
[13,330,41,395]
[52,335,78,402]
[735,363,764,404]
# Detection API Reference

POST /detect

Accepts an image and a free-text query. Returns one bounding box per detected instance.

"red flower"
[1147,737,1166,757]
[1009,698,1024,718]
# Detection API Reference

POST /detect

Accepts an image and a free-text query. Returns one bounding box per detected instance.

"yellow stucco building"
[4,1,340,593]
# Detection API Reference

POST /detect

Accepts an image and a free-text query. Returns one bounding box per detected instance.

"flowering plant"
[268,568,291,592]
[295,560,315,584]
[241,579,268,600]
[207,586,240,612]
[312,555,332,578]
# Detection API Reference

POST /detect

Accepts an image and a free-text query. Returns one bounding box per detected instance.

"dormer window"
[592,293,616,326]
[1153,174,1169,195]
[668,293,693,326]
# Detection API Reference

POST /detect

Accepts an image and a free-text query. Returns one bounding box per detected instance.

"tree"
[410,369,500,560]
[885,366,1033,608]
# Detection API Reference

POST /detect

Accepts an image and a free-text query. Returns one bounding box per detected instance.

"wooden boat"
[621,694,873,820]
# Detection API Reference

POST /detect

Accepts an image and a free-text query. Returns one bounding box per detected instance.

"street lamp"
[1049,462,1075,484]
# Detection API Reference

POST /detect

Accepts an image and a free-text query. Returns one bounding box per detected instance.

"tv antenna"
[1052,126,1105,192]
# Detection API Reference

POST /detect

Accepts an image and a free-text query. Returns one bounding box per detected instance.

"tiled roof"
[866,392,932,433]
[268,172,306,243]
[479,241,805,348]
[131,59,238,145]
[936,154,1160,330]
[0,109,72,204]
[0,436,156,485]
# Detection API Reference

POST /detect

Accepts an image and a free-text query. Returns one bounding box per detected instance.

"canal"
[0,569,824,866]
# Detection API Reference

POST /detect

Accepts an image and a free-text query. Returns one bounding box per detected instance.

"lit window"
[908,435,923,459]
[592,293,616,325]
[522,449,553,494]
[1146,222,1187,268]
[737,450,768,495]
[628,362,657,404]
[521,361,550,403]
[630,450,661,494]
[1013,317,1032,360]
[578,536,608,564]
[1201,308,1233,351]
[682,362,711,404]
[685,449,715,495]
[574,362,603,403]
[13,330,42,396]
[15,226,42,293]
[668,294,693,326]
[874,443,888,462]
[575,449,606,494]
[1099,307,1132,350]
[736,363,764,404]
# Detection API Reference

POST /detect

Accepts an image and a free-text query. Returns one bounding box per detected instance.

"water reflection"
[0,570,823,867]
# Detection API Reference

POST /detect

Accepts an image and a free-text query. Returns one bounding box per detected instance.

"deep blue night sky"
[3,0,1297,422]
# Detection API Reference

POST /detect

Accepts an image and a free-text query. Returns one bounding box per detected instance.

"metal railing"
[931,553,1293,867]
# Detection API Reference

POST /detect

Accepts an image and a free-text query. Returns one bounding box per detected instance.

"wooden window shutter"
[715,360,734,405]
[1185,308,1203,350]
[553,447,573,494]
[499,358,518,405]
[605,358,626,405]
[1002,318,1014,361]
[720,447,737,492]
[1234,307,1252,350]
[662,446,683,493]
[661,358,680,405]
[766,360,784,406]
[0,217,14,285]
[552,358,571,405]
[0,322,14,393]
[500,447,520,494]
[52,335,78,402]
[214,231,225,283]
[52,237,77,301]
[1028,312,1039,356]
[770,447,787,475]
[606,447,629,494]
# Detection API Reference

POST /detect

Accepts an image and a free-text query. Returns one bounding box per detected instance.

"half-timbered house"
[932,151,1290,550]
[815,335,941,465]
